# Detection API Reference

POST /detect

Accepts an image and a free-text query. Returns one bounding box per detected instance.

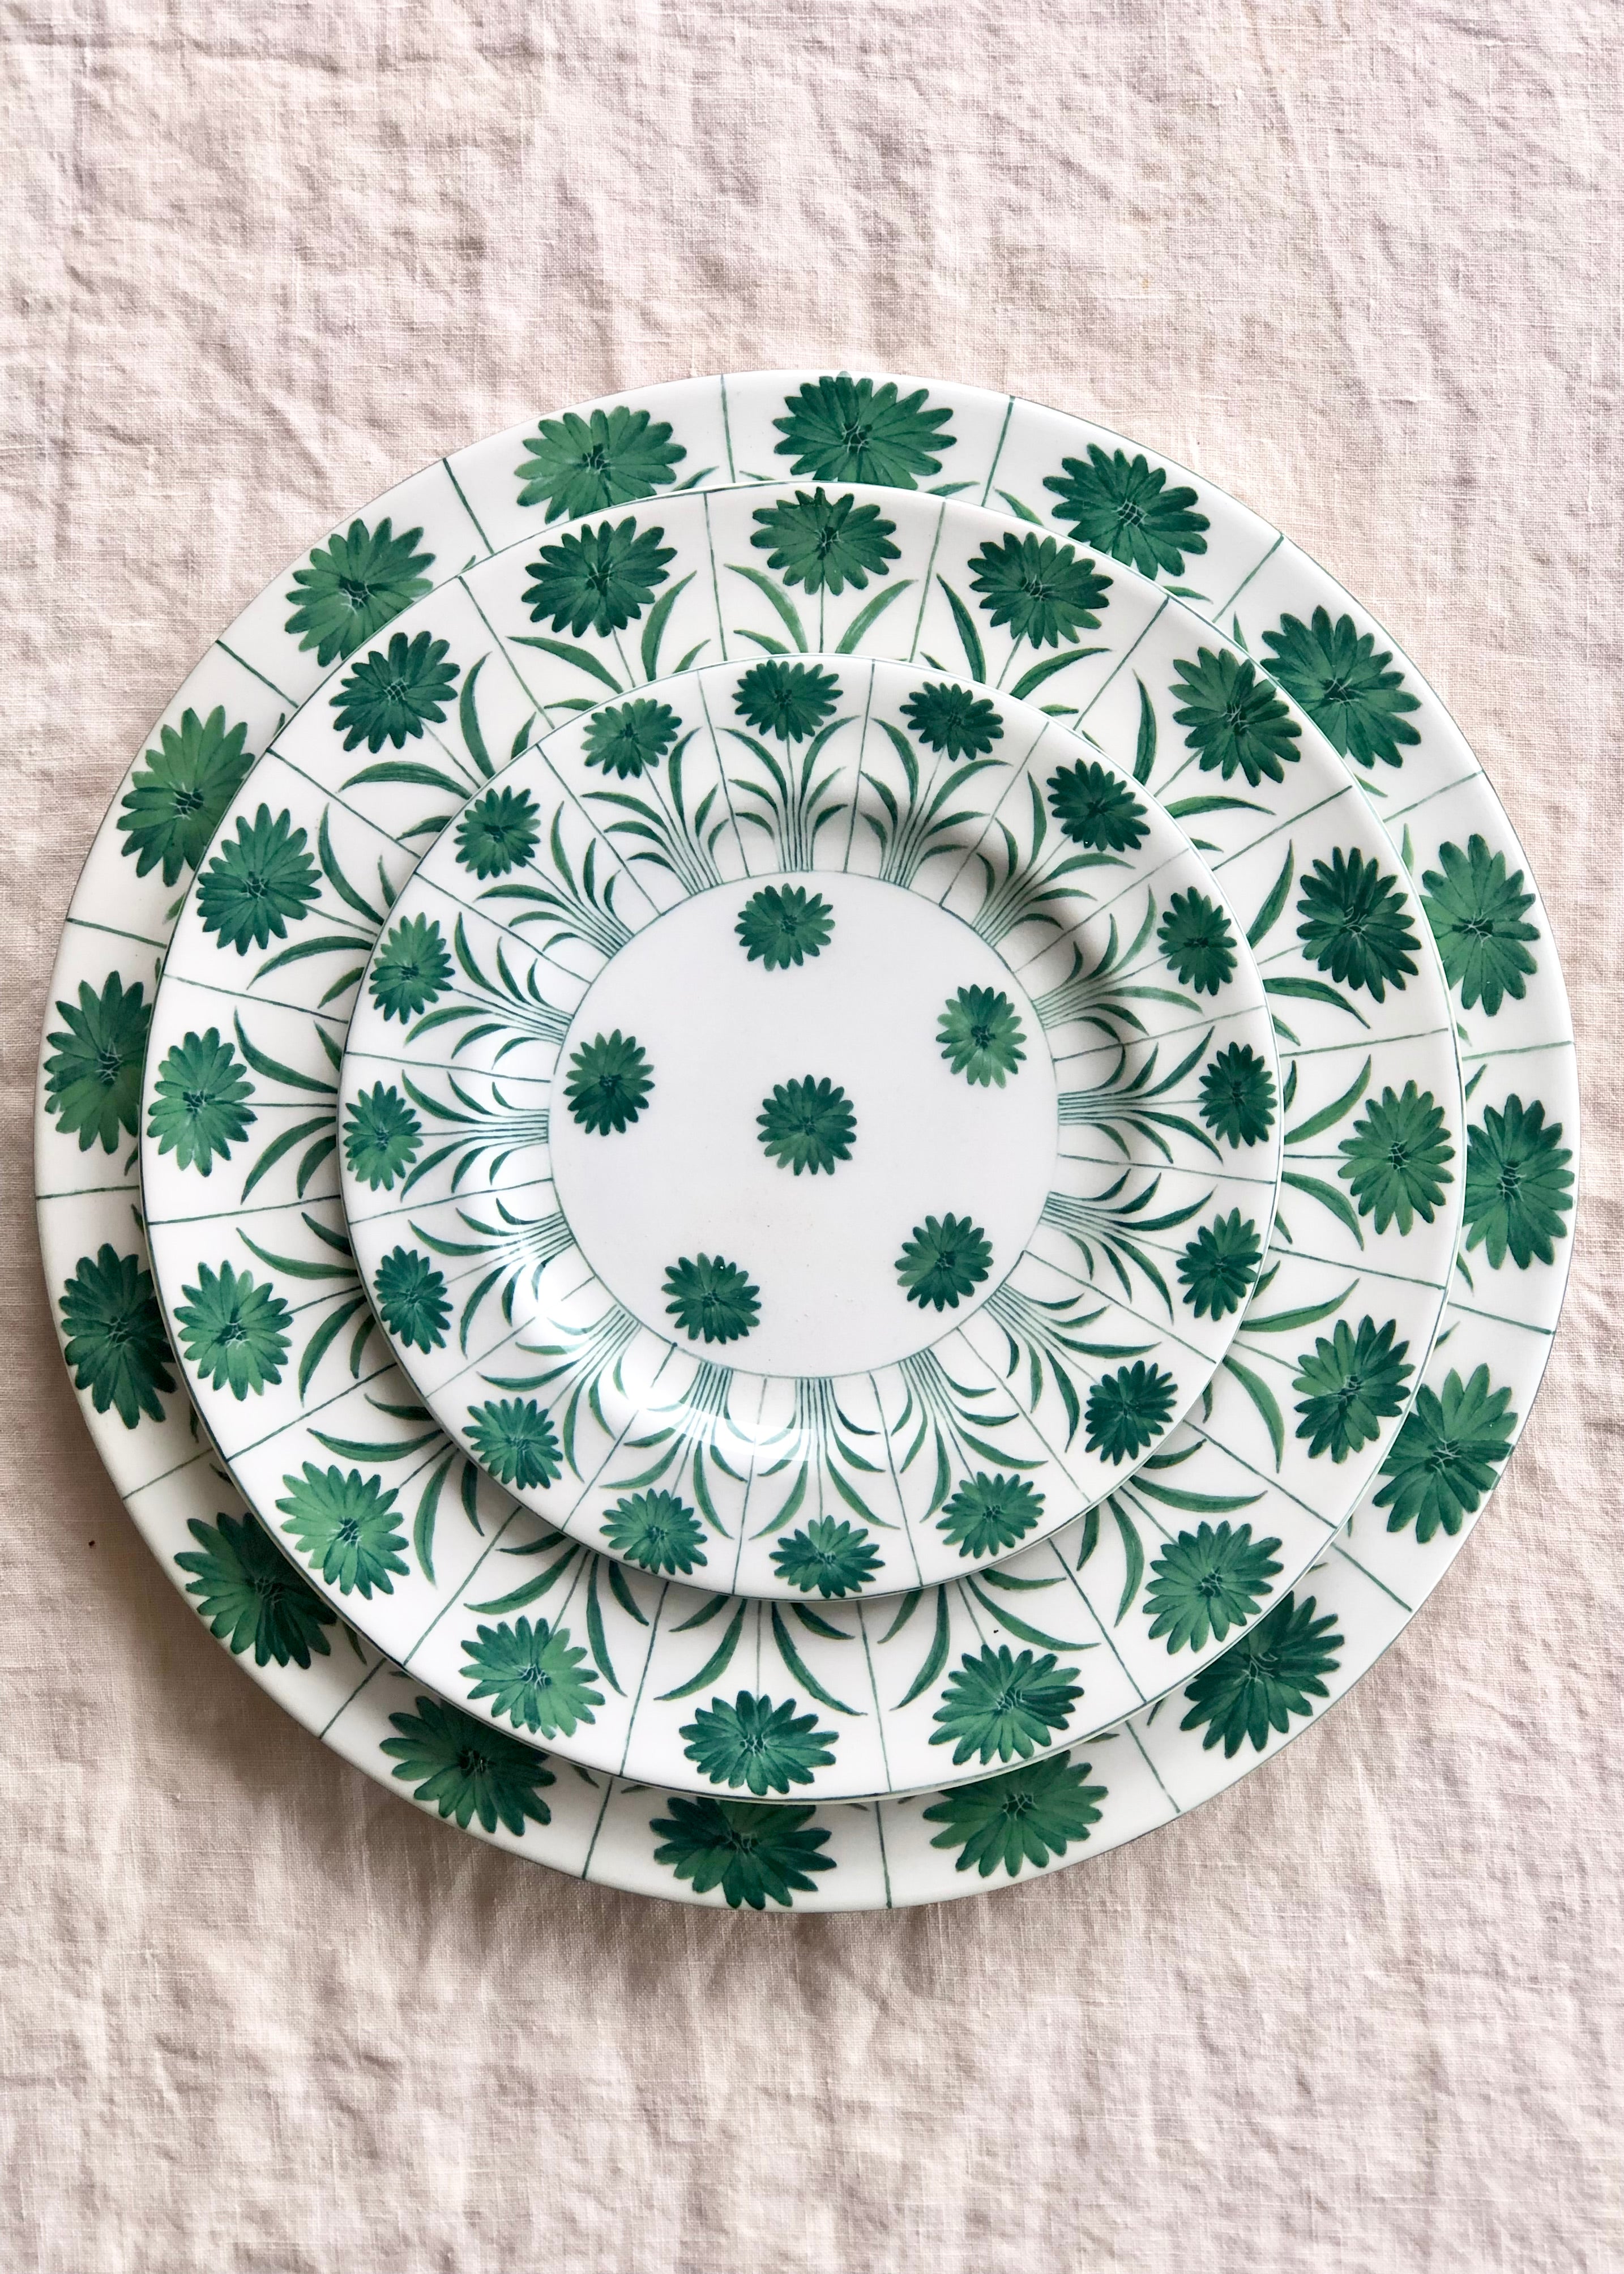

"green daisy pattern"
[1198,1041,1277,1148]
[1046,758,1148,851]
[330,629,459,753]
[515,404,685,521]
[900,679,1003,758]
[454,785,541,878]
[173,1261,291,1400]
[682,1690,837,1796]
[601,1489,707,1575]
[922,1752,1107,1879]
[285,518,434,665]
[1044,444,1209,577]
[757,1075,856,1176]
[465,1399,563,1491]
[969,532,1110,649]
[176,1510,335,1669]
[461,1618,603,1739]
[733,658,840,742]
[372,1246,450,1353]
[1179,1591,1343,1756]
[750,487,899,595]
[522,517,674,638]
[1293,1315,1413,1462]
[662,1254,760,1345]
[936,986,1027,1087]
[44,972,150,1153]
[1297,849,1419,1001]
[1176,1209,1263,1319]
[382,1695,553,1835]
[1157,888,1236,994]
[938,1472,1044,1558]
[895,1213,993,1311]
[1420,835,1539,1016]
[369,913,452,1024]
[1084,1361,1177,1464]
[770,1516,881,1598]
[651,1795,834,1910]
[117,705,254,884]
[1337,1083,1454,1235]
[343,1082,422,1191]
[736,884,834,969]
[145,1028,255,1174]
[1144,1521,1284,1653]
[1462,1096,1573,1269]
[1261,608,1421,771]
[277,1464,409,1598]
[565,1029,654,1134]
[1171,648,1301,785]
[772,374,953,488]
[580,698,682,779]
[58,1245,176,1428]
[1374,1365,1518,1542]
[930,1644,1083,1767]
[196,805,319,955]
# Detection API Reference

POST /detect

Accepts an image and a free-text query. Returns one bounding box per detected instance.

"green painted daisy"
[681,1690,837,1796]
[465,1399,563,1491]
[601,1489,707,1575]
[1374,1363,1518,1542]
[580,698,682,779]
[772,374,953,488]
[757,1075,856,1176]
[936,986,1027,1088]
[522,516,675,637]
[117,705,254,883]
[176,1510,335,1669]
[1462,1095,1573,1269]
[930,1643,1082,1767]
[896,1213,994,1312]
[1198,1041,1276,1148]
[1261,607,1420,771]
[770,1516,880,1598]
[650,1794,833,1910]
[900,679,1004,758]
[44,972,150,1153]
[1176,1209,1263,1319]
[173,1261,291,1400]
[368,912,452,1024]
[1170,648,1301,785]
[1144,1521,1283,1653]
[750,487,899,595]
[58,1244,175,1429]
[145,1028,255,1174]
[1292,1315,1412,1462]
[373,1246,451,1353]
[1420,835,1539,1016]
[343,1082,422,1191]
[1337,1082,1454,1235]
[460,1617,603,1738]
[1084,1360,1177,1464]
[1179,1591,1342,1756]
[938,1471,1044,1558]
[733,658,840,742]
[968,532,1110,649]
[1157,888,1237,994]
[276,1463,409,1598]
[1046,758,1148,851]
[454,785,541,878]
[285,517,434,664]
[515,404,686,520]
[564,1029,653,1134]
[196,805,320,955]
[1044,444,1209,578]
[382,1694,553,1835]
[736,883,834,969]
[662,1254,760,1345]
[922,1751,1106,1879]
[330,628,459,753]
[1297,848,1419,1001]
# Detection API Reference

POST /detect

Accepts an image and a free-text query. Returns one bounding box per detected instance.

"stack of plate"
[34,371,1578,1911]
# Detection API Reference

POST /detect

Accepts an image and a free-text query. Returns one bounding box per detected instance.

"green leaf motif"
[736,884,834,970]
[1337,1082,1454,1236]
[343,1082,422,1191]
[465,1399,563,1490]
[663,1254,760,1345]
[896,1213,993,1312]
[455,786,541,878]
[277,1463,409,1597]
[734,659,840,743]
[1420,835,1538,1016]
[770,1515,879,1597]
[369,912,452,1024]
[44,972,151,1153]
[1084,1361,1177,1464]
[1157,888,1236,995]
[1198,1041,1277,1148]
[1046,758,1148,851]
[176,1510,335,1668]
[59,1245,176,1428]
[650,1794,834,1909]
[382,1694,553,1834]
[929,1644,1082,1766]
[1144,1520,1283,1653]
[331,629,460,754]
[969,533,1110,651]
[757,1075,857,1177]
[923,1751,1106,1879]
[515,404,686,520]
[1296,848,1420,1002]
[1374,1363,1518,1541]
[938,1471,1044,1558]
[285,517,434,665]
[373,1245,451,1353]
[581,698,681,779]
[146,1028,255,1174]
[681,1690,837,1795]
[1171,649,1300,785]
[1179,1591,1342,1755]
[772,374,954,489]
[937,986,1026,1088]
[118,706,254,883]
[196,806,320,955]
[173,1260,291,1400]
[1292,1315,1412,1462]
[1461,1095,1573,1269]
[750,487,899,595]
[1044,444,1209,577]
[601,1488,708,1575]
[901,680,1003,758]
[1177,1209,1262,1319]
[523,518,675,637]
[1260,606,1420,771]
[565,1029,654,1134]
[460,1617,603,1738]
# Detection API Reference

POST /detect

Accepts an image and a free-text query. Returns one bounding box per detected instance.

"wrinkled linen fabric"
[2,4,1621,2270]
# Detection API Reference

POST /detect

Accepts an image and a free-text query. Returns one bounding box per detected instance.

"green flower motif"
[1157,889,1237,995]
[650,1795,834,1910]
[736,884,834,969]
[734,659,840,743]
[1084,1360,1177,1464]
[343,1082,422,1191]
[772,374,953,488]
[1293,1315,1413,1462]
[373,1246,450,1353]
[276,1463,409,1598]
[1421,835,1539,1016]
[382,1694,553,1835]
[284,518,434,665]
[1297,848,1420,1002]
[522,517,675,637]
[1337,1082,1454,1235]
[900,679,1004,758]
[580,698,681,779]
[770,1516,881,1598]
[173,1261,291,1400]
[1144,1521,1284,1653]
[1261,607,1421,771]
[938,1471,1044,1558]
[44,972,150,1153]
[515,404,685,520]
[1179,1591,1342,1756]
[896,1213,994,1312]
[930,1643,1083,1767]
[1046,758,1148,852]
[146,1028,255,1174]
[1176,1209,1263,1319]
[1044,444,1210,578]
[59,1245,176,1428]
[750,487,899,595]
[465,1399,563,1490]
[681,1690,837,1796]
[117,705,254,883]
[369,912,452,1024]
[454,785,541,879]
[1171,648,1301,785]
[757,1075,856,1177]
[1374,1363,1518,1542]
[196,805,320,955]
[331,629,459,753]
[1462,1095,1574,1269]
[601,1488,707,1575]
[1198,1041,1277,1148]
[968,532,1110,649]
[922,1752,1107,1879]
[565,1029,653,1134]
[460,1617,603,1738]
[935,986,1027,1088]
[176,1510,335,1668]
[663,1254,760,1345]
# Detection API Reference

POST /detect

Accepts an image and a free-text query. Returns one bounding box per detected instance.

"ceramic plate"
[36,374,1575,1900]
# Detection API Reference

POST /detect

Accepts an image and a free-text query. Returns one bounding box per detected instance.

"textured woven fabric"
[4,3,1621,2268]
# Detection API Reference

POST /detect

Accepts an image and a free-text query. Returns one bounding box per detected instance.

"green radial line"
[723,1374,772,1594]
[1325,1538,1414,1614]
[852,1602,894,1792]
[317,1651,387,1742]
[1027,1531,1143,1706]
[616,1579,672,1777]
[1070,592,1172,727]
[1122,1712,1182,1810]
[929,1317,1098,1492]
